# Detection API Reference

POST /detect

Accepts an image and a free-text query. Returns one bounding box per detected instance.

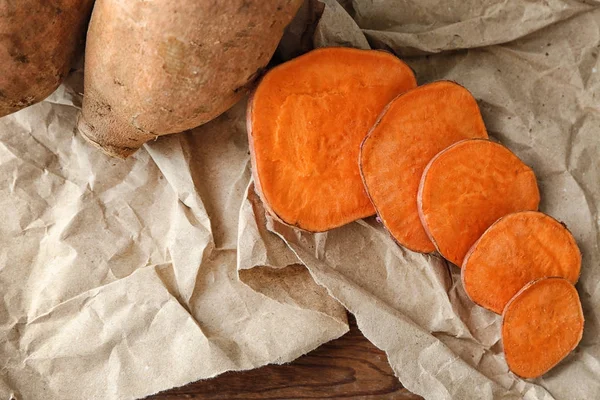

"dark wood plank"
[147,315,422,399]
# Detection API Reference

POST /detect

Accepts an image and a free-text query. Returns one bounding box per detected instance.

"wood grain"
[147,315,422,399]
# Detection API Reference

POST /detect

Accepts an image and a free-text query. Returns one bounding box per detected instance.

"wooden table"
[148,315,422,399]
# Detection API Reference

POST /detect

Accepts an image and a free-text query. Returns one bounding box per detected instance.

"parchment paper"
[1,1,599,399]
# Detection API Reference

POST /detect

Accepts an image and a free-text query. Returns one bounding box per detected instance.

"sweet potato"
[0,0,94,117]
[502,277,584,378]
[417,139,540,266]
[462,211,581,314]
[248,47,417,232]
[78,0,303,158]
[360,81,488,253]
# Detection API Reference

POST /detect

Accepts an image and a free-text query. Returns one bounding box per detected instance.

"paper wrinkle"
[266,216,530,399]
[349,0,599,55]
[269,217,477,341]
[315,0,370,49]
[239,264,348,326]
[237,183,301,272]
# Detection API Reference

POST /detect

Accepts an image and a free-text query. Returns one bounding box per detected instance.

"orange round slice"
[417,139,540,266]
[462,211,581,314]
[502,277,584,378]
[360,81,488,253]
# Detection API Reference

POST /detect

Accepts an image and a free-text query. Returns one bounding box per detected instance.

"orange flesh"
[418,139,540,266]
[249,47,417,231]
[360,81,488,253]
[462,211,581,314]
[502,277,584,378]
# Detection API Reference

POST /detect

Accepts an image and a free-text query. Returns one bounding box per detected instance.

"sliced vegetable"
[249,47,417,231]
[502,277,584,378]
[360,81,488,253]
[462,211,581,314]
[418,139,540,266]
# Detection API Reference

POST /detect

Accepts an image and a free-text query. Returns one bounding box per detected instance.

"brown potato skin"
[0,0,94,117]
[78,0,303,158]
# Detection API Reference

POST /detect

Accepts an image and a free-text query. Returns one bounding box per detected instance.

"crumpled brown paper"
[0,70,348,399]
[1,0,599,399]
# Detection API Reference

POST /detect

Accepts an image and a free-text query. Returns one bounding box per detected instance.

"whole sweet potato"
[78,0,302,158]
[0,0,94,117]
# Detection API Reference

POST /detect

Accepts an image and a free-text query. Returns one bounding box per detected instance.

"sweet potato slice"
[360,81,488,253]
[417,139,540,266]
[249,47,417,231]
[463,211,581,314]
[502,277,584,378]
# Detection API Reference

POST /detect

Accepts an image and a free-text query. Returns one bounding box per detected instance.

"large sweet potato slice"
[360,81,488,253]
[502,277,584,378]
[462,211,581,314]
[249,47,417,231]
[417,139,540,266]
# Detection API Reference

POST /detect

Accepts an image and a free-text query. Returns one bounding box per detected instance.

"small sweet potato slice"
[417,139,540,266]
[463,211,581,314]
[249,47,416,231]
[360,81,488,253]
[502,277,584,378]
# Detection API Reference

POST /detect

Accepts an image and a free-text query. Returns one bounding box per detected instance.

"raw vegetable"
[78,0,303,158]
[462,211,581,314]
[417,139,540,266]
[360,81,488,253]
[502,277,584,379]
[248,47,417,231]
[0,0,94,117]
